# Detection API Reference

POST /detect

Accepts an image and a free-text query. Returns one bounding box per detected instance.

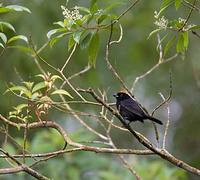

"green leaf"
[0,32,7,43]
[49,37,60,47]
[0,21,15,32]
[88,33,100,67]
[50,75,63,81]
[47,28,67,39]
[68,35,75,51]
[175,0,182,10]
[65,19,74,30]
[0,7,11,14]
[49,32,68,47]
[73,31,82,44]
[183,31,189,49]
[158,0,173,17]
[36,74,46,80]
[90,1,98,14]
[32,82,46,93]
[176,33,185,53]
[53,21,65,28]
[47,29,59,39]
[97,14,108,24]
[161,0,173,9]
[9,45,34,54]
[188,25,200,31]
[40,96,52,102]
[15,104,28,111]
[32,92,40,100]
[51,89,73,99]
[23,82,34,90]
[80,32,92,49]
[0,43,4,48]
[148,29,161,39]
[77,6,90,14]
[164,35,176,56]
[7,35,28,44]
[6,5,31,13]
[5,86,27,94]
[6,85,32,98]
[90,0,98,10]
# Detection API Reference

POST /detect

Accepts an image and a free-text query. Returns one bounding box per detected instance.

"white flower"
[60,5,82,21]
[178,17,186,24]
[154,16,168,30]
[97,9,103,14]
[154,11,159,19]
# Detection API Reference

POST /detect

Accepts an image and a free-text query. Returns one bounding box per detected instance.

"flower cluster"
[178,17,196,31]
[61,5,82,21]
[154,11,168,30]
[178,17,186,24]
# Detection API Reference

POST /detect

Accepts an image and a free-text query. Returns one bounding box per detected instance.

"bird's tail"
[146,116,163,125]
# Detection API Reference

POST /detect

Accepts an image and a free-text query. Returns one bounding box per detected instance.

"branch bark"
[78,88,200,176]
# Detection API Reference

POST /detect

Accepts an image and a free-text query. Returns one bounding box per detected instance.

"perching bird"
[113,92,163,125]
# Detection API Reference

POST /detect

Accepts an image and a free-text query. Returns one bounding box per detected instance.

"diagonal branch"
[0,149,49,180]
[78,88,200,176]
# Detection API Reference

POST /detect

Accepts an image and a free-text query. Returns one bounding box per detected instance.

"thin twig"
[105,21,132,95]
[159,93,171,149]
[192,30,200,39]
[179,0,197,31]
[151,71,173,144]
[109,24,123,45]
[0,148,153,159]
[79,88,200,176]
[30,39,58,72]
[183,0,200,12]
[115,0,140,21]
[108,135,141,180]
[23,122,28,163]
[0,149,49,179]
[60,43,77,72]
[157,33,163,62]
[66,65,91,81]
[131,54,178,93]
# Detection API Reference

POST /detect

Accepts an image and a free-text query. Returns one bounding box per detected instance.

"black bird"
[113,92,163,125]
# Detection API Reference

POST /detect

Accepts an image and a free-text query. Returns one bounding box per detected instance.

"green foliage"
[175,0,182,10]
[0,5,31,14]
[0,3,30,49]
[0,128,188,180]
[149,0,199,57]
[0,21,16,32]
[6,73,72,123]
[51,89,73,98]
[46,1,117,66]
[164,35,176,55]
[88,32,100,67]
[0,0,199,179]
[7,35,28,44]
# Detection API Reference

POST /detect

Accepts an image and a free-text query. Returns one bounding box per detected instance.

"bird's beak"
[113,94,118,98]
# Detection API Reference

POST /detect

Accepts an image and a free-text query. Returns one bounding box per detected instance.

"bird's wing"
[120,98,147,117]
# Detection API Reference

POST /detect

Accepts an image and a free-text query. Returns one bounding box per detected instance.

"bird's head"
[113,92,130,101]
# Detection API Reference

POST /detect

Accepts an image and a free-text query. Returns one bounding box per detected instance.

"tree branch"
[78,88,200,176]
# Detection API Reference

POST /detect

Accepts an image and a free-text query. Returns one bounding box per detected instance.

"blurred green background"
[0,0,200,179]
